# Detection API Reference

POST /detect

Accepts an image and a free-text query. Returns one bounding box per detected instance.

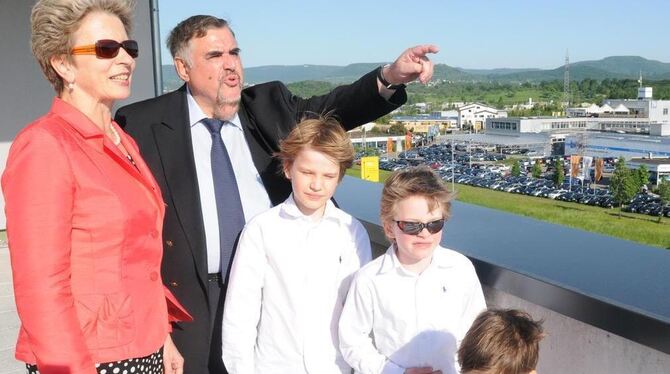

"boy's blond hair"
[380,166,452,238]
[458,309,544,374]
[276,116,354,181]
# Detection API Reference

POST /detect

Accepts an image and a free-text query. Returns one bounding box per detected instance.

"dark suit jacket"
[114,68,404,373]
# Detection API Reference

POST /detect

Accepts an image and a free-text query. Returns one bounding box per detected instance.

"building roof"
[629,157,670,166]
[613,104,630,113]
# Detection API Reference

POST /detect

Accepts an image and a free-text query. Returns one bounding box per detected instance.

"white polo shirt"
[338,245,486,374]
[221,195,372,374]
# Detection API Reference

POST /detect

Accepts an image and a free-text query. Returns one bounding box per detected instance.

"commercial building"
[458,103,507,131]
[390,111,458,133]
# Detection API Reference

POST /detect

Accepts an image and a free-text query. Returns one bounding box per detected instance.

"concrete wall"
[0,246,21,374]
[364,226,670,374]
[485,286,670,374]
[0,0,157,229]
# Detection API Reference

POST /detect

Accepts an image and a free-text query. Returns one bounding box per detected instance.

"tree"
[553,159,564,187]
[531,160,542,178]
[634,165,650,191]
[511,160,521,177]
[656,179,670,223]
[388,123,406,135]
[376,113,392,125]
[609,157,638,217]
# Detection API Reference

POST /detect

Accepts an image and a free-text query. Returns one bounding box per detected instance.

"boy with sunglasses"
[221,116,371,373]
[339,166,485,374]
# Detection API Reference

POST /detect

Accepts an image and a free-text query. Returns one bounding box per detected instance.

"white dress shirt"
[221,195,372,374]
[187,88,272,273]
[338,245,486,374]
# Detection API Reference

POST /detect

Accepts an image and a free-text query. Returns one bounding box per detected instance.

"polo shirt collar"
[378,243,454,276]
[280,194,343,224]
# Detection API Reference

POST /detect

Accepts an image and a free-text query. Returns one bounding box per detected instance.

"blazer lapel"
[104,133,163,211]
[152,88,208,286]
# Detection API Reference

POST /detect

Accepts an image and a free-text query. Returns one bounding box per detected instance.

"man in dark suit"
[115,15,437,374]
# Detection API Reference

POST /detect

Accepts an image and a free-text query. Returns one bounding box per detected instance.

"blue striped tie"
[202,118,246,277]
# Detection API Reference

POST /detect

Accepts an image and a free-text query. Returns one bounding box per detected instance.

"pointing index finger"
[410,44,440,57]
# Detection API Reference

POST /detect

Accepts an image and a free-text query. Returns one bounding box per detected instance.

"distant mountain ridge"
[161,56,670,91]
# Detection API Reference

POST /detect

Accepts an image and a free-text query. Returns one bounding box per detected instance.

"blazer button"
[151,230,158,238]
[169,281,179,287]
[165,240,174,247]
[150,272,159,281]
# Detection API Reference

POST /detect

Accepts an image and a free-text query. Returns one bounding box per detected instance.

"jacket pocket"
[75,292,135,349]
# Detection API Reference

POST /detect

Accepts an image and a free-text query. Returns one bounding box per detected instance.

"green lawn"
[346,165,669,249]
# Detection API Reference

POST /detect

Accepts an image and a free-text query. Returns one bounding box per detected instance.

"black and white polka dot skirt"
[26,347,163,374]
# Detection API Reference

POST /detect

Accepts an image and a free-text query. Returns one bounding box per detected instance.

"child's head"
[380,166,453,264]
[277,116,354,217]
[458,309,544,374]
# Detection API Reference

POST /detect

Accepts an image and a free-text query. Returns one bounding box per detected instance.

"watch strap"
[377,65,406,90]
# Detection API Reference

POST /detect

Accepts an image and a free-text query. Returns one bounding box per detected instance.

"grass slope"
[346,166,669,249]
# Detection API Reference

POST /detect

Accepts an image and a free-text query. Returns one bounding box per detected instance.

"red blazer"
[2,98,191,373]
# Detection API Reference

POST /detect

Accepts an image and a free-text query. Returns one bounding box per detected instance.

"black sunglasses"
[71,39,139,59]
[395,219,445,235]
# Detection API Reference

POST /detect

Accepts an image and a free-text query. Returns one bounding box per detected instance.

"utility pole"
[563,49,570,108]
[451,139,455,192]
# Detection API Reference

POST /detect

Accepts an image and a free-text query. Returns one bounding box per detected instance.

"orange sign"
[570,155,582,177]
[595,158,604,182]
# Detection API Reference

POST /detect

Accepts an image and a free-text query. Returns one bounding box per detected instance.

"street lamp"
[451,138,455,193]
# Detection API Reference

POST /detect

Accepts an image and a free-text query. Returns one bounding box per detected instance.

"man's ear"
[174,57,190,82]
[50,54,74,85]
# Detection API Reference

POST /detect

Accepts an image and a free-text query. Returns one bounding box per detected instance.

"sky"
[157,0,670,69]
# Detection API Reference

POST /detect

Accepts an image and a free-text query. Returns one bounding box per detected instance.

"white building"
[564,133,670,160]
[458,103,507,131]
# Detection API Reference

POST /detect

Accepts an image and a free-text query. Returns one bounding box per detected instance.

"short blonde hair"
[458,309,545,374]
[30,0,135,93]
[276,116,354,181]
[380,166,452,235]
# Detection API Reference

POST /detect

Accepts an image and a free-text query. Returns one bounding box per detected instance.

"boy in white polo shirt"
[339,166,486,374]
[221,116,371,373]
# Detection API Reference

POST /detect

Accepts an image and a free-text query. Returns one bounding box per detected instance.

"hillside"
[160,56,670,92]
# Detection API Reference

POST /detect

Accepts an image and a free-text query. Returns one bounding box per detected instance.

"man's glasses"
[395,219,445,235]
[71,39,139,59]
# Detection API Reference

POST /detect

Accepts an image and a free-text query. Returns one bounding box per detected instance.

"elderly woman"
[1,1,191,373]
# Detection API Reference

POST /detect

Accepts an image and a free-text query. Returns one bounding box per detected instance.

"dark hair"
[458,309,545,374]
[166,15,232,64]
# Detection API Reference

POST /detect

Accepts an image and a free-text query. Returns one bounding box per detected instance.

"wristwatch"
[377,65,406,90]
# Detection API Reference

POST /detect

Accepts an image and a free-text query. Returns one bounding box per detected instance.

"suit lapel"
[237,102,291,206]
[152,88,208,286]
[237,102,269,173]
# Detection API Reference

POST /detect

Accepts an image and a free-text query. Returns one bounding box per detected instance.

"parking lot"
[376,143,670,218]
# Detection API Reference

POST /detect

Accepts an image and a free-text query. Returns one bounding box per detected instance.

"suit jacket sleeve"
[243,68,405,144]
[288,68,405,130]
[2,127,96,374]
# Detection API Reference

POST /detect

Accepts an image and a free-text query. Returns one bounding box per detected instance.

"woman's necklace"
[108,124,137,167]
[108,124,121,146]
